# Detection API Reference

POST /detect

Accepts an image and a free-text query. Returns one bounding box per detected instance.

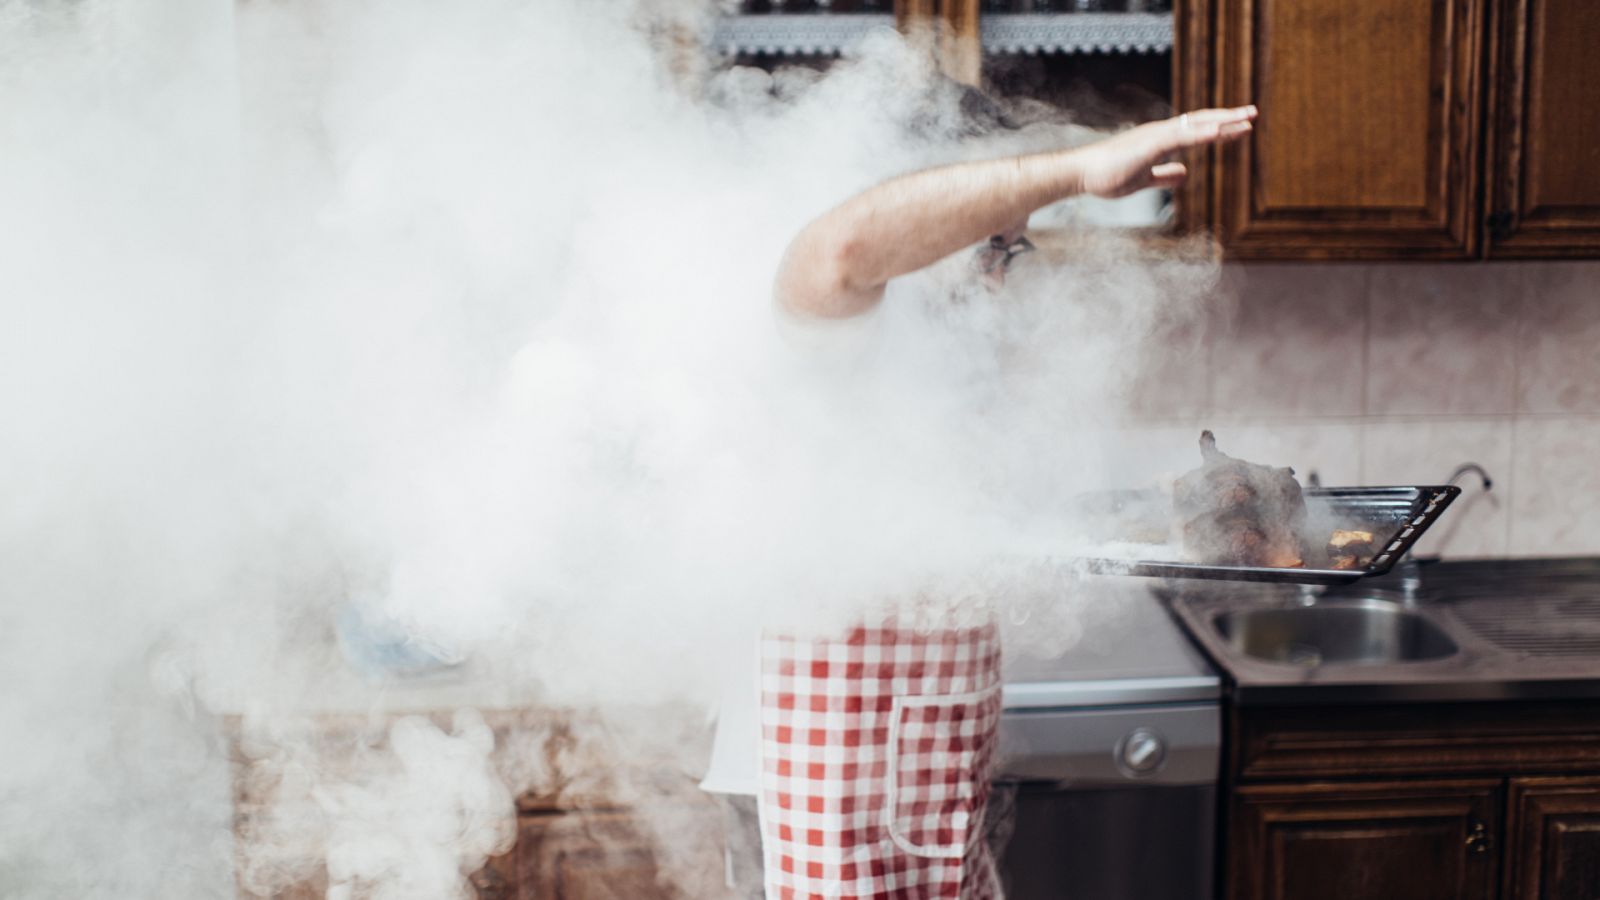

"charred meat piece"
[1174,431,1307,568]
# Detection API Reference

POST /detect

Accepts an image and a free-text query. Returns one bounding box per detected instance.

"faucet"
[1392,462,1495,604]
[1446,463,1493,491]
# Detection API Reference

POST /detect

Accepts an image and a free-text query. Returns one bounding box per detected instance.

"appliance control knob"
[1117,727,1167,776]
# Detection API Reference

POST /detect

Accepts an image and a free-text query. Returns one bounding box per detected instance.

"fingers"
[1183,106,1257,128]
[1161,105,1257,152]
[1148,161,1188,189]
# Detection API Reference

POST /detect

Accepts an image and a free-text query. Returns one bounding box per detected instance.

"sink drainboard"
[1451,595,1600,657]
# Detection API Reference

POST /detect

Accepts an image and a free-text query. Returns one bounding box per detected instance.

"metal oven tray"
[1075,485,1462,585]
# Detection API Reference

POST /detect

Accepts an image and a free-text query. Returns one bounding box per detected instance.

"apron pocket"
[884,685,1003,860]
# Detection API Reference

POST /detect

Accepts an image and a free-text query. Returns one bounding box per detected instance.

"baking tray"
[1073,485,1462,585]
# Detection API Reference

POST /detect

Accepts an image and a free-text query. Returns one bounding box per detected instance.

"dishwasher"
[994,579,1221,900]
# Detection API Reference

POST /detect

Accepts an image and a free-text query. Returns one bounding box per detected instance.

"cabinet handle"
[1465,820,1491,855]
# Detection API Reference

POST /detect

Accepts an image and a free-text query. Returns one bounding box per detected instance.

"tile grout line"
[1504,265,1528,556]
[1358,266,1375,484]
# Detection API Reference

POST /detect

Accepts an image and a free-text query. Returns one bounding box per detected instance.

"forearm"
[773,106,1256,319]
[775,147,1089,319]
[830,149,1086,286]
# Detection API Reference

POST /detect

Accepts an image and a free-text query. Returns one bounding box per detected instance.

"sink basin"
[1213,600,1458,666]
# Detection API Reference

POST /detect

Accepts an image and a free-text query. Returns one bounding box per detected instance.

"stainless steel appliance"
[996,580,1221,900]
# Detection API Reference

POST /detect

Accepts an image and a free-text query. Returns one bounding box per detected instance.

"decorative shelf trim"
[708,13,897,57]
[980,12,1173,55]
[709,12,1172,57]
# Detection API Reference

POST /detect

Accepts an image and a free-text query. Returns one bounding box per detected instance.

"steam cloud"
[0,1,1219,896]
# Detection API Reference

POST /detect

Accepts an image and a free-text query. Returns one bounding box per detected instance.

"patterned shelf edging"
[981,12,1173,55]
[708,13,897,56]
[708,11,1172,57]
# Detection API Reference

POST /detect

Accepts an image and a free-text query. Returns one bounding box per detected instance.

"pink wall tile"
[1203,422,1364,487]
[1366,264,1521,415]
[1361,419,1511,558]
[1096,425,1215,487]
[1517,262,1600,415]
[1210,264,1367,418]
[1509,416,1600,556]
[1120,314,1216,421]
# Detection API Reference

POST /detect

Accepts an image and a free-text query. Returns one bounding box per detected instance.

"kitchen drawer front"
[1232,701,1600,781]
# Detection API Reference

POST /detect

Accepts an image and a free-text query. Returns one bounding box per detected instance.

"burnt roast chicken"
[1172,431,1382,570]
[1173,431,1306,568]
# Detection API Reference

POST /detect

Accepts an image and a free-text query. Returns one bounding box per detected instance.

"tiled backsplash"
[1115,260,1600,560]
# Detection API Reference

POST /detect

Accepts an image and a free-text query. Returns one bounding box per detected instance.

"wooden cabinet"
[1206,0,1486,259]
[476,809,732,900]
[1230,780,1501,900]
[1186,0,1600,259]
[228,709,732,900]
[1483,0,1600,257]
[1507,777,1600,900]
[1225,701,1600,900]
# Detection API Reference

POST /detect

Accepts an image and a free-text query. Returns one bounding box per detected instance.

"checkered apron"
[758,618,1003,900]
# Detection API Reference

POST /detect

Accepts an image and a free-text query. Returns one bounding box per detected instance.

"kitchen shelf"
[709,13,896,56]
[982,12,1172,55]
[710,11,1173,57]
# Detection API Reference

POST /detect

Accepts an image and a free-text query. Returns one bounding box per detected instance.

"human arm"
[774,106,1257,319]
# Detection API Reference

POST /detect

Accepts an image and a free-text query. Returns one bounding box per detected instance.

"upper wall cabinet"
[1188,0,1600,260]
[1203,0,1486,259]
[1483,0,1600,258]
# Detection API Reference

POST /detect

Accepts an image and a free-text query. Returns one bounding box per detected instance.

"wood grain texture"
[1173,0,1214,236]
[1505,778,1600,900]
[1484,0,1600,257]
[896,0,938,29]
[940,0,982,85]
[1212,0,1485,259]
[1231,701,1600,782]
[1227,779,1501,900]
[509,810,732,900]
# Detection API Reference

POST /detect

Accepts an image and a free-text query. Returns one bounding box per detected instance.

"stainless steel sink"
[1213,599,1459,667]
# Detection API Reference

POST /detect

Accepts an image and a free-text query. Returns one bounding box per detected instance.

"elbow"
[774,231,881,320]
[827,233,873,294]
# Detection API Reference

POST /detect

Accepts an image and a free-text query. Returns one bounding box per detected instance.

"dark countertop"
[1165,557,1600,706]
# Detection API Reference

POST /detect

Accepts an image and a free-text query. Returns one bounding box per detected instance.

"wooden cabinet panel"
[1507,777,1600,900]
[507,808,735,900]
[1232,702,1600,781]
[1228,780,1502,900]
[1212,0,1486,258]
[1484,0,1600,256]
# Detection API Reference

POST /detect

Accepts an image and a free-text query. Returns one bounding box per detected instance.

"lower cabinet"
[1224,702,1600,900]
[227,709,734,900]
[1228,780,1501,900]
[1507,778,1600,900]
[475,810,725,900]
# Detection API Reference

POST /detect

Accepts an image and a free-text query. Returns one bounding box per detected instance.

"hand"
[1076,106,1257,199]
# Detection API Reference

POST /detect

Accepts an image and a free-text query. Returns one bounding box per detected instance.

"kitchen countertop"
[1002,576,1220,710]
[1165,557,1600,706]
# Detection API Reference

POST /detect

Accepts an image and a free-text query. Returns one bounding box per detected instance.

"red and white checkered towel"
[758,618,1003,900]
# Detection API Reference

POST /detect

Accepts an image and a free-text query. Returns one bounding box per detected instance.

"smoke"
[0,0,1218,896]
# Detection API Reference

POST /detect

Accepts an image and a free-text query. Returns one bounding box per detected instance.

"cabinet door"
[1483,0,1600,257]
[1228,779,1501,900]
[1212,0,1486,258]
[1507,777,1600,900]
[508,809,735,900]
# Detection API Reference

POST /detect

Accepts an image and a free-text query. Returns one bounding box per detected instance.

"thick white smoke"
[0,1,1218,896]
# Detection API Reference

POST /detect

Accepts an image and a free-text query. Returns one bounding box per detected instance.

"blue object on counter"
[335,603,466,680]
